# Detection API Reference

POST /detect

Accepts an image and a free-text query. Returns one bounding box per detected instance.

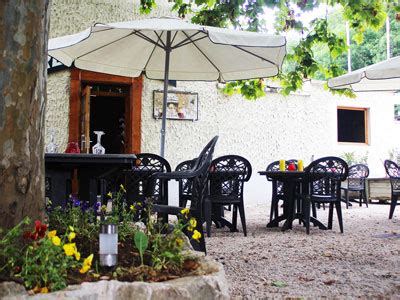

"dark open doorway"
[90,95,125,154]
[69,69,143,154]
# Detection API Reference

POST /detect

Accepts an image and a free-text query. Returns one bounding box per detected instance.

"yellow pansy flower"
[130,204,135,211]
[51,236,61,246]
[79,265,90,274]
[68,232,76,242]
[180,208,190,215]
[192,230,202,241]
[187,226,193,232]
[84,253,94,266]
[189,218,197,228]
[63,243,76,256]
[79,254,93,273]
[75,251,81,261]
[47,230,57,239]
[107,192,113,198]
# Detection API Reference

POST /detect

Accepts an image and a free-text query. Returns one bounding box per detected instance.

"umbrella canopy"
[327,56,400,92]
[48,17,286,156]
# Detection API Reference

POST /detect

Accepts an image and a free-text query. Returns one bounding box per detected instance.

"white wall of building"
[47,0,400,205]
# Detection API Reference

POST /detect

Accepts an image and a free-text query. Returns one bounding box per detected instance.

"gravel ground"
[206,202,400,299]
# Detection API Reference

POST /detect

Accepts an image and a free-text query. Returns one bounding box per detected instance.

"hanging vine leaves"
[140,0,398,99]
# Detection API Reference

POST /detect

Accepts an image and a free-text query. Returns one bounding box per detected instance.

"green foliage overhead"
[140,0,400,99]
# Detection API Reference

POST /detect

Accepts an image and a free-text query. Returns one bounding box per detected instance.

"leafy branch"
[139,0,392,99]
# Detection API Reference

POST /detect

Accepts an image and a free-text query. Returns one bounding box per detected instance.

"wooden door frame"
[69,68,142,153]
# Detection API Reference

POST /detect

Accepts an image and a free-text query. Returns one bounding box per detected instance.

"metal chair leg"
[389,195,398,219]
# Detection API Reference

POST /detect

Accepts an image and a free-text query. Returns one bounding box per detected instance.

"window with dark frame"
[337,107,368,144]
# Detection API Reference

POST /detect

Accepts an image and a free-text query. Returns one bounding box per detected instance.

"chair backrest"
[209,155,252,201]
[347,164,369,189]
[175,159,196,205]
[266,159,298,195]
[186,136,219,213]
[305,156,349,198]
[126,153,171,204]
[384,160,400,192]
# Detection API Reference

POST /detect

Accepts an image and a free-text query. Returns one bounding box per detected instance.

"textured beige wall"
[46,0,175,150]
[46,0,400,204]
[46,70,70,152]
[143,79,400,175]
[49,0,175,38]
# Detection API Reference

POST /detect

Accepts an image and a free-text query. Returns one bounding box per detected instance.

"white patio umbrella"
[327,56,400,92]
[48,17,286,157]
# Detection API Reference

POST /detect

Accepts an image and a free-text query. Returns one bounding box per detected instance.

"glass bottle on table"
[46,129,58,153]
[92,131,105,154]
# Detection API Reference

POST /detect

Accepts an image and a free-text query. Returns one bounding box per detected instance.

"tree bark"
[0,0,50,229]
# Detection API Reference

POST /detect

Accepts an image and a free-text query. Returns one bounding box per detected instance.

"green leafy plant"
[134,231,148,266]
[0,217,30,279]
[100,184,138,241]
[130,206,201,271]
[2,187,202,292]
[1,219,93,294]
[47,205,99,248]
[341,151,368,166]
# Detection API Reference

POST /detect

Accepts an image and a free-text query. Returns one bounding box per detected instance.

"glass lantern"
[99,224,118,267]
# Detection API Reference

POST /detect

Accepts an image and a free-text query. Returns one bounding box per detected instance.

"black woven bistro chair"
[265,159,298,223]
[145,136,219,253]
[124,153,171,208]
[383,160,400,219]
[206,155,252,237]
[301,156,349,234]
[175,159,196,208]
[341,164,370,208]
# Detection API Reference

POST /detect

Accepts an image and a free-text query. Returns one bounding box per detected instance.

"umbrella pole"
[160,31,171,158]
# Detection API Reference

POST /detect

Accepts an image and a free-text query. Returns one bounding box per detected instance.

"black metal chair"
[145,136,219,253]
[341,164,369,208]
[124,153,171,208]
[301,156,349,234]
[383,160,400,219]
[265,159,298,223]
[206,155,252,237]
[175,159,196,208]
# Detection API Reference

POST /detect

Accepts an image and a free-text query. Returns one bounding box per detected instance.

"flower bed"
[0,185,226,297]
[0,255,229,300]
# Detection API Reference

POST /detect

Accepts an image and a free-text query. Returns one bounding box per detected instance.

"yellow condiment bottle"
[298,160,304,171]
[279,160,285,171]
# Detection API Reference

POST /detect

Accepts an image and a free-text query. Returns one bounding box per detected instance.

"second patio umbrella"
[327,56,400,92]
[49,17,286,156]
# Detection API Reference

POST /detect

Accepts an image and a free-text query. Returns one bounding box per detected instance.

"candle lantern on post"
[99,224,118,267]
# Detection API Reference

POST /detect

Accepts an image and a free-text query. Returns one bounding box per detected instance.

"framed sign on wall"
[153,90,199,121]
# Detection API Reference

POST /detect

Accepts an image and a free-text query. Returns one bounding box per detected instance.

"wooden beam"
[69,69,81,143]
[80,70,132,85]
[131,77,143,154]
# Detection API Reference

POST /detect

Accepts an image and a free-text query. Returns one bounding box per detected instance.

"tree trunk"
[0,0,50,229]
